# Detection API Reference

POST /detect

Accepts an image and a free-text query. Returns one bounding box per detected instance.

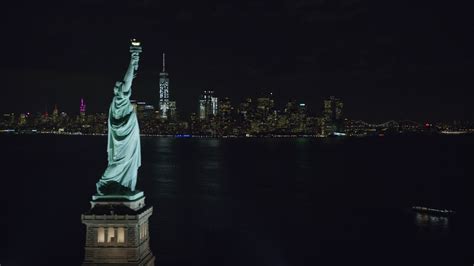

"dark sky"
[3,1,474,122]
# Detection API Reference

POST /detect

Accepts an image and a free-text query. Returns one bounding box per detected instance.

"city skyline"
[3,1,474,122]
[3,90,473,125]
[2,93,472,138]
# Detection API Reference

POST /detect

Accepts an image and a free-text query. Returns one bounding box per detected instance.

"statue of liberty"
[96,40,142,196]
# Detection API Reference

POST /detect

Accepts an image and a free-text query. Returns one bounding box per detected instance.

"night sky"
[3,1,474,122]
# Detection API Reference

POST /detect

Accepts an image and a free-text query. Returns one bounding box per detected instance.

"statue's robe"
[96,81,141,195]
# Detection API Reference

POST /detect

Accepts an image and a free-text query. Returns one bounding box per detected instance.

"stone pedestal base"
[82,193,155,266]
[91,191,145,211]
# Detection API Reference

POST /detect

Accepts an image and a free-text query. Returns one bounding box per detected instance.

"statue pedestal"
[91,191,146,211]
[82,192,155,266]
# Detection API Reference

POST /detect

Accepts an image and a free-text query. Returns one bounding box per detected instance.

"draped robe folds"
[96,59,141,195]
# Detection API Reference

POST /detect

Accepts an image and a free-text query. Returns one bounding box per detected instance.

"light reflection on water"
[414,212,449,230]
[149,138,178,198]
[132,136,465,265]
[150,138,225,202]
[197,158,222,200]
[155,174,178,198]
[1,134,470,266]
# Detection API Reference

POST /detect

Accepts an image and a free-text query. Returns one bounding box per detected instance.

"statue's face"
[114,81,123,95]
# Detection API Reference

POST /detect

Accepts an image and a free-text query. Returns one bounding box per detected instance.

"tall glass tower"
[159,53,170,119]
[322,96,344,135]
[199,90,218,119]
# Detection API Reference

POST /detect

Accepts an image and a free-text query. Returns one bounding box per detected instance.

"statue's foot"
[96,181,136,196]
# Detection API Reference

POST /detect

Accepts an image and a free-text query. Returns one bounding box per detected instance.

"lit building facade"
[52,105,59,122]
[256,94,274,119]
[218,97,232,118]
[80,98,86,122]
[322,96,344,136]
[238,98,252,120]
[158,53,170,119]
[80,98,86,116]
[199,90,218,119]
[168,101,177,120]
[323,96,343,121]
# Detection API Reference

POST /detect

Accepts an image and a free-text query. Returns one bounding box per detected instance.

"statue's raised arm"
[121,52,140,95]
[96,40,143,196]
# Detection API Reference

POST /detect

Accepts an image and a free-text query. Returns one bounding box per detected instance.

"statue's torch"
[129,38,142,71]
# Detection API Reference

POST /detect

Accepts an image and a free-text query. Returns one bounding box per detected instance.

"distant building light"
[299,103,305,107]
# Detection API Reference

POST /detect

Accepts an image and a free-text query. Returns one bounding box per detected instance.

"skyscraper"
[218,97,232,118]
[168,101,177,120]
[80,98,86,122]
[52,105,59,121]
[80,98,86,116]
[217,97,233,135]
[322,96,344,135]
[133,101,155,119]
[211,96,218,116]
[159,53,170,119]
[256,93,274,121]
[324,96,343,121]
[238,98,252,120]
[199,90,218,119]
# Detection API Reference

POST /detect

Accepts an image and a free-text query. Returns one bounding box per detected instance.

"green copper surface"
[96,51,141,195]
[92,191,144,201]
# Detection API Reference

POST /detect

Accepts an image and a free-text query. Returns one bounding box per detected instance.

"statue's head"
[114,81,123,96]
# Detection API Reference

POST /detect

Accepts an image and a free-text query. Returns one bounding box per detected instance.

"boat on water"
[412,206,455,216]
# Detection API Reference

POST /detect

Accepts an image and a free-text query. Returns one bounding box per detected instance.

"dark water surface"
[1,135,474,265]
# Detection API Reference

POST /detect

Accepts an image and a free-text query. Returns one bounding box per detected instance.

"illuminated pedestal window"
[97,227,105,243]
[97,227,126,244]
[117,227,125,243]
[107,227,115,243]
[82,196,155,265]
